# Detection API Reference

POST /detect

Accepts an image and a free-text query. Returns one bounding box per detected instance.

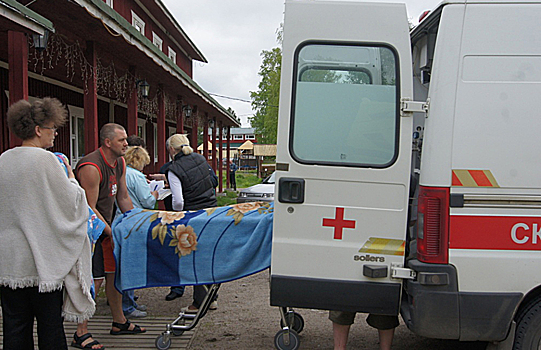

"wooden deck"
[0,315,195,349]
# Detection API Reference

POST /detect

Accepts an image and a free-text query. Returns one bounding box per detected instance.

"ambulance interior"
[292,44,399,167]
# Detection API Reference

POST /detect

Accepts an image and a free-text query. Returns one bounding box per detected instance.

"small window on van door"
[290,43,399,167]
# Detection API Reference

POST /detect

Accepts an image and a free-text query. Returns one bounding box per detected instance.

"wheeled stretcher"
[111,202,273,349]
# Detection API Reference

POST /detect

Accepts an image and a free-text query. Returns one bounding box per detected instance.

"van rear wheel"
[513,296,541,350]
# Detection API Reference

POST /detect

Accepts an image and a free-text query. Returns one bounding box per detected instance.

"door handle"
[278,178,305,204]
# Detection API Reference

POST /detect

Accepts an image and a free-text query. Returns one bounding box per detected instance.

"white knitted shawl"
[0,147,95,322]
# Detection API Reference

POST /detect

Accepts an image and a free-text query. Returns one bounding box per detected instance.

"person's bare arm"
[116,159,134,213]
[78,164,112,237]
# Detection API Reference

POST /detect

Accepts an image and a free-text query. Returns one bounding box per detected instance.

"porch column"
[157,87,166,167]
[176,97,183,134]
[84,41,99,153]
[203,114,209,160]
[218,121,223,193]
[212,117,217,172]
[226,126,231,189]
[144,117,154,172]
[190,106,198,150]
[8,31,28,147]
[127,66,138,136]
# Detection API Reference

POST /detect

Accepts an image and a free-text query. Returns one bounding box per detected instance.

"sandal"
[71,332,105,349]
[110,320,146,335]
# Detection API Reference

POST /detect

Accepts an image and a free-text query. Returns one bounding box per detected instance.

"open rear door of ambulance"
[271,0,414,316]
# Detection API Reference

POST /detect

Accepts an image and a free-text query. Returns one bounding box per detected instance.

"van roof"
[412,0,541,41]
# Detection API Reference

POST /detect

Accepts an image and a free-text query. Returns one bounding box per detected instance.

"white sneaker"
[209,301,218,310]
[125,309,147,318]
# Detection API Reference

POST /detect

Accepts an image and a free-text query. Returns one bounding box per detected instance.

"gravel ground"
[95,270,488,350]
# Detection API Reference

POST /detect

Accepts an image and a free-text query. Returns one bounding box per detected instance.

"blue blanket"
[112,202,273,292]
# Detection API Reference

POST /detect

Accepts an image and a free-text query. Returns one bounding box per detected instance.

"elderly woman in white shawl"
[0,98,94,350]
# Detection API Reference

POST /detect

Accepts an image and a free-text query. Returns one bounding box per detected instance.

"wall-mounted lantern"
[32,30,50,52]
[136,80,150,98]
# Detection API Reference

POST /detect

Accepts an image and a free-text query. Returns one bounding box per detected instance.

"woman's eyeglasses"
[41,126,58,132]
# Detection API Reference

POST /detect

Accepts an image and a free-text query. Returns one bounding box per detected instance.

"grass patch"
[217,190,238,207]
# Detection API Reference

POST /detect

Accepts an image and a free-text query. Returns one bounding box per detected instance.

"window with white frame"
[152,32,163,51]
[105,0,113,8]
[233,135,243,140]
[168,47,176,63]
[131,11,145,35]
[245,134,255,140]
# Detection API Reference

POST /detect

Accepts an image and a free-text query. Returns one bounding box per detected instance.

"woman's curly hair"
[7,97,67,140]
[124,146,151,170]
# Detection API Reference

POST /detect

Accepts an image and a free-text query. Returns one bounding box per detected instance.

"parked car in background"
[237,172,275,203]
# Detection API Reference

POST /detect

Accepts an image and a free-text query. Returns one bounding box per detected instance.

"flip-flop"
[110,320,146,335]
[71,332,105,349]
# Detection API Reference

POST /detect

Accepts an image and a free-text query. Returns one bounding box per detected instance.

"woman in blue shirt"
[119,146,158,318]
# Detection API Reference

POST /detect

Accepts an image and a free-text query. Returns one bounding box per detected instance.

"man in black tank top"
[74,124,145,347]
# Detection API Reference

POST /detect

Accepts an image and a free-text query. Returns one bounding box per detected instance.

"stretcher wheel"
[274,329,300,350]
[172,328,184,336]
[280,311,304,334]
[155,334,172,350]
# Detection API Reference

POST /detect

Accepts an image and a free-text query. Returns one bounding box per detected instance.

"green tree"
[249,28,282,144]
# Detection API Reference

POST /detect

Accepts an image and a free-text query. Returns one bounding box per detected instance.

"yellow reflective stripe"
[359,237,405,256]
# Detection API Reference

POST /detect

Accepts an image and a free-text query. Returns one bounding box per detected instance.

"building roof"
[230,127,255,135]
[0,0,54,34]
[77,0,239,126]
[237,140,254,150]
[253,144,276,157]
[197,141,218,151]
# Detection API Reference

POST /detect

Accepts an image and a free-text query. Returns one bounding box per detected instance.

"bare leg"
[94,277,104,295]
[332,322,351,350]
[378,328,395,350]
[105,273,126,323]
[75,321,103,349]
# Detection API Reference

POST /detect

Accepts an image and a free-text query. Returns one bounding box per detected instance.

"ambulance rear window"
[290,43,399,167]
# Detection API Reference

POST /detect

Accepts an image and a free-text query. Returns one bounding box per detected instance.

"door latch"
[391,263,416,280]
[401,98,429,116]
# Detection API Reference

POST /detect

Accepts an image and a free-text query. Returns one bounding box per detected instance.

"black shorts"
[329,310,399,330]
[92,236,105,279]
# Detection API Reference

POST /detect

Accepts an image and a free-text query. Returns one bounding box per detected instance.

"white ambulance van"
[270,1,541,349]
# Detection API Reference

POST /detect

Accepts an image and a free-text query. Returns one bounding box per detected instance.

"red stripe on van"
[450,215,541,250]
[452,172,463,186]
[468,170,493,187]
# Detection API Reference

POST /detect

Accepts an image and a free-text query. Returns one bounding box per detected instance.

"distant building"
[208,127,257,148]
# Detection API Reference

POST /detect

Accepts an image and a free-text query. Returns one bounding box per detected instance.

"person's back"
[168,152,217,210]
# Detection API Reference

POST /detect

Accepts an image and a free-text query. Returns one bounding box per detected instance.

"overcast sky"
[161,0,441,127]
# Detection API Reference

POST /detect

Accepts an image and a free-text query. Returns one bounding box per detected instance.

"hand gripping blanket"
[112,202,273,292]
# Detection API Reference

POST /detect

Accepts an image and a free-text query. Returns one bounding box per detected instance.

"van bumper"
[402,259,522,341]
[271,275,401,315]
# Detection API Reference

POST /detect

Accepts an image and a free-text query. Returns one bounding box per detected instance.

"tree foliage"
[249,28,282,144]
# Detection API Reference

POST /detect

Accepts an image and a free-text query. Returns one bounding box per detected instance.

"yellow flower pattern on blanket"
[226,202,273,225]
[158,211,185,224]
[169,225,198,257]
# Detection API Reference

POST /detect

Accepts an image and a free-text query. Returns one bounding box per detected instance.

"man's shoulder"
[76,148,101,167]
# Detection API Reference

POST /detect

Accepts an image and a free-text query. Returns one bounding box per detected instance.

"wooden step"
[0,315,195,350]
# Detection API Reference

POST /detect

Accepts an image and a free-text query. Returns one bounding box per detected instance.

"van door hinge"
[401,98,429,116]
[391,264,416,280]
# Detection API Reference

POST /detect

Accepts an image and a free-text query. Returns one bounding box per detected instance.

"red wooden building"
[0,0,239,190]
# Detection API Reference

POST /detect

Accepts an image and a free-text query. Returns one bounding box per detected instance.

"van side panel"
[449,3,541,296]
[451,3,541,189]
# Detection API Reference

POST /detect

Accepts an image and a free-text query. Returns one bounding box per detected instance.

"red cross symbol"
[322,207,356,240]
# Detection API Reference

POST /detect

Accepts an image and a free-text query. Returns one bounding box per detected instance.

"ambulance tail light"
[417,186,450,264]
